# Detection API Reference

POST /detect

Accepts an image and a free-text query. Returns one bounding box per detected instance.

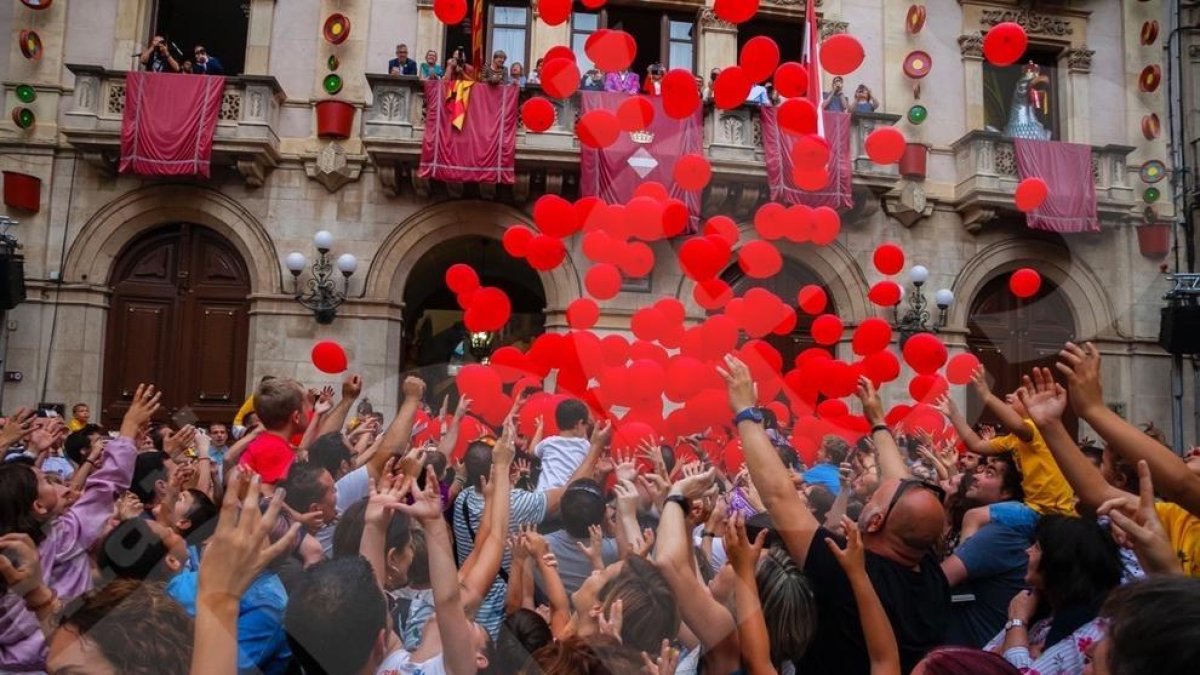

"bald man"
[718,357,950,675]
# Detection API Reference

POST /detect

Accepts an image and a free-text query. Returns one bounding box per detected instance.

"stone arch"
[63,184,281,294]
[677,223,873,321]
[364,201,582,311]
[949,238,1119,340]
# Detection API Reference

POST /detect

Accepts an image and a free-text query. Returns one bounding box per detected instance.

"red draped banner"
[419,79,518,184]
[579,92,704,232]
[120,72,225,177]
[1015,139,1099,233]
[759,110,853,210]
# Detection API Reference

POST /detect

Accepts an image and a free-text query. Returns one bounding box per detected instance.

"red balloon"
[792,166,830,191]
[797,285,828,315]
[909,374,949,405]
[714,0,759,24]
[541,58,581,99]
[737,240,783,279]
[662,68,701,119]
[817,399,850,419]
[490,346,531,383]
[861,350,900,384]
[740,36,780,83]
[619,241,655,278]
[445,263,479,294]
[464,287,512,332]
[713,66,752,110]
[674,154,712,191]
[820,34,865,76]
[502,225,534,258]
[778,98,818,136]
[538,0,571,26]
[311,340,348,374]
[873,243,905,275]
[533,194,579,238]
[433,0,467,24]
[456,363,502,400]
[580,0,606,9]
[811,314,844,345]
[790,134,831,171]
[864,127,906,165]
[525,234,567,270]
[567,298,600,329]
[585,29,637,73]
[678,236,728,281]
[946,352,982,385]
[585,263,623,300]
[982,22,1027,67]
[1015,177,1048,212]
[774,62,808,98]
[694,278,734,310]
[703,215,739,246]
[542,45,576,64]
[576,109,620,149]
[868,280,903,307]
[520,96,555,133]
[852,318,893,356]
[811,207,841,245]
[616,95,654,131]
[902,333,949,374]
[1009,268,1042,298]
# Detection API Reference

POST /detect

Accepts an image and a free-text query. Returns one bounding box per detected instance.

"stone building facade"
[0,0,1183,439]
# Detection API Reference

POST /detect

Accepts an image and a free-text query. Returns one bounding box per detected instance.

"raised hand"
[636,472,670,511]
[1016,367,1068,427]
[198,471,300,600]
[641,638,681,675]
[402,376,427,402]
[1056,341,1105,418]
[0,533,46,599]
[163,424,196,460]
[969,365,991,400]
[855,376,886,425]
[590,419,613,449]
[595,598,624,642]
[670,465,718,501]
[366,464,413,527]
[0,407,35,449]
[1099,460,1182,575]
[388,465,443,522]
[725,512,767,574]
[978,424,996,441]
[716,355,757,413]
[612,479,640,519]
[576,523,606,571]
[932,393,956,419]
[342,374,363,400]
[116,492,144,521]
[614,454,639,483]
[493,417,516,467]
[823,516,867,578]
[520,523,550,558]
[121,384,162,437]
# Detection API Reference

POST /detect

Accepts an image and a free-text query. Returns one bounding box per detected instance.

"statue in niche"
[1003,62,1052,140]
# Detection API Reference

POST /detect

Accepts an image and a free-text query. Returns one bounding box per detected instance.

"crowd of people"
[2,340,1199,675]
[141,34,224,75]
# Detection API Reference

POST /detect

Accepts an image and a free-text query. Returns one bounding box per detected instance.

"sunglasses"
[879,478,946,529]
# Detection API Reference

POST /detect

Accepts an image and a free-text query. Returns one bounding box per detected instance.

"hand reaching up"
[1056,341,1105,418]
[670,465,718,501]
[823,516,867,580]
[576,523,606,571]
[0,407,35,449]
[1016,367,1068,427]
[1098,460,1182,575]
[855,376,885,425]
[388,465,444,523]
[402,376,427,402]
[725,512,767,576]
[716,355,757,413]
[163,424,197,460]
[341,374,363,401]
[121,384,162,438]
[198,471,300,600]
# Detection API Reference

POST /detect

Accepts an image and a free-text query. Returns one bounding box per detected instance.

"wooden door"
[966,274,1076,434]
[102,225,250,428]
[723,260,836,369]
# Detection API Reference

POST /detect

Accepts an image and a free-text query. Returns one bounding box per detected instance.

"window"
[490,5,530,69]
[983,47,1061,140]
[152,0,249,75]
[738,19,805,63]
[572,12,600,72]
[667,20,694,71]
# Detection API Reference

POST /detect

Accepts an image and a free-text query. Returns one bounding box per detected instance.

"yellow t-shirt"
[233,394,255,426]
[1153,501,1200,577]
[989,419,1076,515]
[67,418,86,433]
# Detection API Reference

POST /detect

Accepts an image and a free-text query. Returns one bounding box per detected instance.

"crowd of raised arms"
[2,341,1199,675]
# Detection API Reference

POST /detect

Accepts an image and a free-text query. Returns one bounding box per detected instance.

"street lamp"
[285,230,357,324]
[893,264,953,346]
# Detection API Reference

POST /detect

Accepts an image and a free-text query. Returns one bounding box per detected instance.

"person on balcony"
[704,68,721,102]
[853,84,879,113]
[581,69,605,91]
[140,35,180,73]
[643,63,665,96]
[510,62,527,88]
[420,50,444,80]
[822,75,849,111]
[446,46,475,80]
[527,58,544,86]
[604,66,640,94]
[389,44,418,76]
[483,50,511,85]
[192,45,224,75]
[747,82,771,106]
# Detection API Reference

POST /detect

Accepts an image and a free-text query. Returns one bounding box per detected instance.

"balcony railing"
[363,75,901,209]
[62,65,286,186]
[950,129,1136,231]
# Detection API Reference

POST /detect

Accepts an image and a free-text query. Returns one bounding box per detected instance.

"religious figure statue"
[1004,62,1052,140]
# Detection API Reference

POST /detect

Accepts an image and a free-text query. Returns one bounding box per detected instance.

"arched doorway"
[102,224,251,428]
[402,235,546,386]
[723,259,836,368]
[966,273,1076,433]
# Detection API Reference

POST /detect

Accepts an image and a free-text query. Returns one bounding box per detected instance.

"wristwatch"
[734,407,764,426]
[1004,618,1026,632]
[665,494,691,514]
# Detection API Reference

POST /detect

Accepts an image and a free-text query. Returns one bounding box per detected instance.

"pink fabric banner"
[579,92,704,233]
[759,110,854,210]
[1014,139,1099,233]
[419,79,518,184]
[120,72,225,177]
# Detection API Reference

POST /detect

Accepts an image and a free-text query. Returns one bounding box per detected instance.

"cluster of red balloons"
[445,264,514,333]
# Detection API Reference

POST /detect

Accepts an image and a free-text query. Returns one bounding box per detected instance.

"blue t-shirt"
[944,521,1032,648]
[803,463,842,495]
[167,570,291,675]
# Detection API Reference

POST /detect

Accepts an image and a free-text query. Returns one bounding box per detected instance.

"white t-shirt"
[376,649,447,675]
[534,435,591,491]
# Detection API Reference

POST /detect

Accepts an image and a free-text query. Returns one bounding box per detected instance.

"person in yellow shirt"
[66,402,90,433]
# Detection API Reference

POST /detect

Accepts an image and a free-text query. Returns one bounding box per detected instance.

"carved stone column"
[1062,46,1094,143]
[697,8,737,87]
[531,1,570,68]
[958,32,986,132]
[244,0,276,75]
[415,0,444,60]
[111,0,155,71]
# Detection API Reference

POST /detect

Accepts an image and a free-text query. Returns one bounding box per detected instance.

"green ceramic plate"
[907,104,928,125]
[15,84,36,103]
[323,73,344,95]
[1143,187,1161,203]
[11,107,35,129]
[327,54,340,72]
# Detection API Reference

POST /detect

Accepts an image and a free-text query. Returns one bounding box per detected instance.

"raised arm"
[970,367,1034,442]
[1059,342,1200,515]
[522,529,573,635]
[717,355,821,564]
[435,396,471,459]
[825,518,901,675]
[360,459,412,590]
[934,394,1002,456]
[855,377,912,481]
[371,376,426,481]
[726,514,777,675]
[460,423,514,614]
[318,374,362,437]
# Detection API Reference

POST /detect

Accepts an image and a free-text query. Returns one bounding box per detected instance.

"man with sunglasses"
[718,356,950,675]
[192,44,223,75]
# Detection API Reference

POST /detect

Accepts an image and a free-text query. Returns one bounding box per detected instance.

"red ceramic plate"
[1139,64,1161,93]
[1142,113,1160,140]
[906,5,926,35]
[18,30,42,60]
[1141,20,1159,45]
[323,13,351,45]
[903,50,932,79]
[19,0,53,9]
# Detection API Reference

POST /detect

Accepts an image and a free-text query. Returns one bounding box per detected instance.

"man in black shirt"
[719,357,950,675]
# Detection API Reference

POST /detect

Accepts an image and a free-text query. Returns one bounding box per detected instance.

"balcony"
[62,65,286,186]
[362,75,900,215]
[950,130,1137,231]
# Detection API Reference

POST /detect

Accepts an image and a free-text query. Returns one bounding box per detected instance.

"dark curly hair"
[59,579,193,675]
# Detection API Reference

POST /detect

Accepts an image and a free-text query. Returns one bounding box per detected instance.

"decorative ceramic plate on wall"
[323,14,351,45]
[12,107,36,129]
[1140,160,1166,184]
[323,74,344,95]
[1139,64,1161,93]
[903,51,932,79]
[19,0,53,9]
[1141,20,1159,45]
[906,5,926,35]
[19,30,43,60]
[907,104,928,125]
[15,84,37,104]
[1142,113,1160,140]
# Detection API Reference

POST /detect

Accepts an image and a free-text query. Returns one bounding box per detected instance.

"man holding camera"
[140,35,181,73]
[192,44,224,75]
